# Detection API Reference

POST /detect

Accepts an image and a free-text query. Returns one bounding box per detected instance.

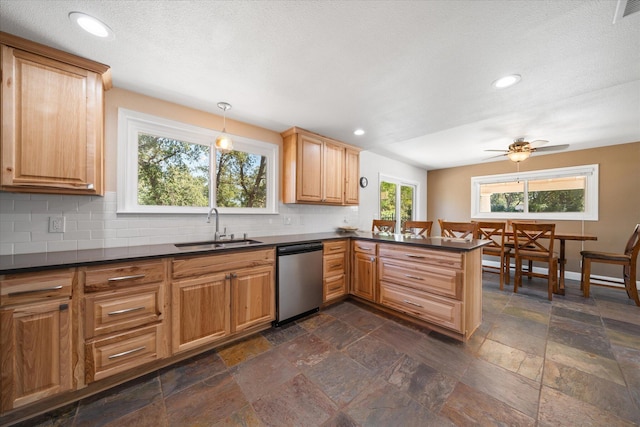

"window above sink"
[117,109,279,215]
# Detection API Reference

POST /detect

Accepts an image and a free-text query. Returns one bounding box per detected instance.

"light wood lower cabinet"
[0,299,73,412]
[171,272,231,353]
[81,260,168,384]
[231,265,275,332]
[323,240,348,302]
[351,240,377,302]
[0,269,75,412]
[171,249,275,354]
[377,243,482,340]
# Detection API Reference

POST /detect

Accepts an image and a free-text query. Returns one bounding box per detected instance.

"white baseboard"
[481,260,635,289]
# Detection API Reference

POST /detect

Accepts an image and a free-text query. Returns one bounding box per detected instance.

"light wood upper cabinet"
[344,148,360,205]
[0,32,110,195]
[282,127,360,205]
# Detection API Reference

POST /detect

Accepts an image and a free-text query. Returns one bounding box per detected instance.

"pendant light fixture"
[215,102,233,153]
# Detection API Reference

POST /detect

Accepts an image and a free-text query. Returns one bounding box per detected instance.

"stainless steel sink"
[174,239,262,250]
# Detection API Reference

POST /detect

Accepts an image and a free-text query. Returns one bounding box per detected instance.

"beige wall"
[427,141,640,280]
[104,88,283,192]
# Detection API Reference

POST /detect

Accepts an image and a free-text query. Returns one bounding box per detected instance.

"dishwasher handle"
[277,242,323,255]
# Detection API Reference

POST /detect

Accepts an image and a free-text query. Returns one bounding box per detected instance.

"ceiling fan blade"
[484,149,509,152]
[528,139,549,148]
[533,144,569,152]
[483,153,507,160]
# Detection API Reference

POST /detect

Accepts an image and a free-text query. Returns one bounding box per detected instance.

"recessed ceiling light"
[69,12,114,39]
[492,74,521,89]
[354,129,365,136]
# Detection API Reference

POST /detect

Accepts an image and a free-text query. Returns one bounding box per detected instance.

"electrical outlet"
[49,216,65,233]
[283,216,292,225]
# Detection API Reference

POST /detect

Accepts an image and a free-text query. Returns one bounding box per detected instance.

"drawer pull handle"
[403,299,423,308]
[108,346,146,360]
[8,285,63,297]
[357,246,372,251]
[330,263,342,268]
[329,247,343,251]
[405,274,424,281]
[405,254,425,259]
[107,274,146,282]
[108,306,145,316]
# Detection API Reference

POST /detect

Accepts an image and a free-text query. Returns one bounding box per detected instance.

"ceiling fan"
[485,138,570,163]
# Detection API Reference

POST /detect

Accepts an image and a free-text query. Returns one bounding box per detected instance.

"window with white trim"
[117,109,278,214]
[471,165,598,220]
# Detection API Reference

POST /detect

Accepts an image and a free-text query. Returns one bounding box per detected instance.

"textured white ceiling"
[1,0,638,170]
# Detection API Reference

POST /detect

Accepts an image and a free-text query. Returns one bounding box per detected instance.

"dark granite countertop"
[0,231,489,274]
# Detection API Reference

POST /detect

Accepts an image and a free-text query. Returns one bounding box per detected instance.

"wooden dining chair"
[402,220,433,237]
[512,222,557,301]
[439,220,478,239]
[372,220,396,233]
[474,221,509,290]
[505,219,537,280]
[580,224,640,306]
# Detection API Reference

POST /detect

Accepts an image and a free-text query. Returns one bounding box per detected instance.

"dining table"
[505,230,598,295]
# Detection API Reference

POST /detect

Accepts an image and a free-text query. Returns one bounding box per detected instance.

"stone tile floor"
[14,275,640,426]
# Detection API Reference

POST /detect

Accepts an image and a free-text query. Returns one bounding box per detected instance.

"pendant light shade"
[215,102,233,153]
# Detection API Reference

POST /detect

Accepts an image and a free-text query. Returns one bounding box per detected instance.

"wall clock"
[359,177,368,188]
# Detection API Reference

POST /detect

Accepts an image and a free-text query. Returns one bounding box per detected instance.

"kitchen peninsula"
[0,231,488,424]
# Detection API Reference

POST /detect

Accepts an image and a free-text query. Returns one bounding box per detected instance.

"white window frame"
[117,108,278,214]
[471,164,599,221]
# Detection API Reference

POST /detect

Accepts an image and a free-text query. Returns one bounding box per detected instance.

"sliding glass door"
[380,176,416,232]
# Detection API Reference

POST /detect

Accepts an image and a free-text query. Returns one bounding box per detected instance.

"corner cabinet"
[0,32,111,195]
[281,127,360,205]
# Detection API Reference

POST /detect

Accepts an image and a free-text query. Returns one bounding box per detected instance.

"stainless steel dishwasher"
[276,242,323,326]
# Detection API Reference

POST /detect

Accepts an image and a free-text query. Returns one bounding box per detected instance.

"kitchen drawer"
[172,248,274,279]
[84,260,165,292]
[380,281,463,333]
[324,240,347,254]
[323,253,346,276]
[85,324,165,383]
[378,243,462,270]
[324,274,346,302]
[378,257,462,300]
[1,269,74,306]
[352,240,376,254]
[84,283,163,339]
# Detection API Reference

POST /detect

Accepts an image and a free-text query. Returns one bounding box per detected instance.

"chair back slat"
[512,223,555,254]
[403,220,433,237]
[372,220,396,233]
[439,220,478,239]
[474,221,506,249]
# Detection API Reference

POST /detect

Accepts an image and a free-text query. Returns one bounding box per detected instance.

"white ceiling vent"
[613,0,640,23]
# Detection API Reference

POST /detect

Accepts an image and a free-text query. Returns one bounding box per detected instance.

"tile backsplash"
[0,192,359,255]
